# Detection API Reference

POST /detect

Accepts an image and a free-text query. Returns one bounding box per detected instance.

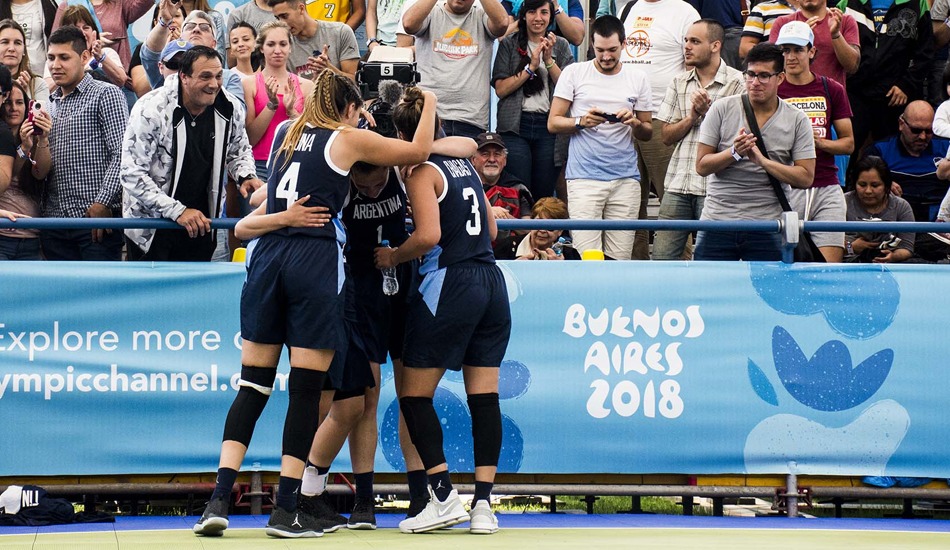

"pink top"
[0,164,40,239]
[252,72,306,161]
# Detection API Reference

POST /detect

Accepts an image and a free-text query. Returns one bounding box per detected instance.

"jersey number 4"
[275,162,300,203]
[462,187,482,236]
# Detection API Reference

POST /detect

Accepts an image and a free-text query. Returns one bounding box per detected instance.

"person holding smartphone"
[0,70,51,260]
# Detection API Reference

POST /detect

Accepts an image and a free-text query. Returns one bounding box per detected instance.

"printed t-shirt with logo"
[778,74,853,187]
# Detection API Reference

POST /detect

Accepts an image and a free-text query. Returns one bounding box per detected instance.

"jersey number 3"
[462,187,482,236]
[275,162,300,203]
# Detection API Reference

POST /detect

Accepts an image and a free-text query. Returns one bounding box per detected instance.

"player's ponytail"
[275,70,363,169]
[392,86,438,142]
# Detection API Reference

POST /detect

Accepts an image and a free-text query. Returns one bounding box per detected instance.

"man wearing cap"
[770,0,859,90]
[120,46,261,262]
[652,19,744,261]
[777,20,853,262]
[472,132,534,256]
[140,0,245,106]
[693,42,816,261]
[269,0,360,81]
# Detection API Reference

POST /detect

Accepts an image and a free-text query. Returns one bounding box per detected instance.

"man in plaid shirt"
[652,19,743,260]
[42,26,128,260]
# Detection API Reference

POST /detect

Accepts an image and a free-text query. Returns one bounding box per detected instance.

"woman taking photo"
[229,21,259,78]
[492,0,573,199]
[375,87,511,536]
[512,196,579,260]
[51,5,127,88]
[0,79,52,260]
[193,70,437,539]
[0,19,49,104]
[844,155,915,264]
[52,0,154,69]
[243,21,312,182]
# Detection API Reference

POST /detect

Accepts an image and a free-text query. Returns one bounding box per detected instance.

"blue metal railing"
[1,216,947,264]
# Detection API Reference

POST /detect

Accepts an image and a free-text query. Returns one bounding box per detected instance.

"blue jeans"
[0,235,41,260]
[502,111,557,200]
[40,228,124,261]
[441,119,485,139]
[694,230,782,261]
[652,192,705,260]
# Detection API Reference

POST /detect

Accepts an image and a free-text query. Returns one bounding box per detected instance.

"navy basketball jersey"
[421,153,494,271]
[342,169,409,271]
[266,123,350,240]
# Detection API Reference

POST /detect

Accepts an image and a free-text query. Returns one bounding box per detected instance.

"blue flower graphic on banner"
[744,265,908,475]
[379,359,530,472]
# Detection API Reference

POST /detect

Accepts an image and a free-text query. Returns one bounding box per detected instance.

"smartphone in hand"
[597,111,621,123]
[28,100,43,135]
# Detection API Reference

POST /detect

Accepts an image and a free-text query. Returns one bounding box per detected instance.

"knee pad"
[222,366,277,446]
[468,393,501,468]
[399,396,446,470]
[282,368,326,461]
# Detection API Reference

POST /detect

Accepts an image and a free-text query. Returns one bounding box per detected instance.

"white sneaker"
[468,500,499,534]
[398,489,469,533]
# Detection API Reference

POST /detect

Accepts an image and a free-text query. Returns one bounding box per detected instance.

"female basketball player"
[192,71,437,539]
[375,87,512,536]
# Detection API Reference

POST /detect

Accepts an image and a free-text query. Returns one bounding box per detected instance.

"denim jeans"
[441,119,485,139]
[694,230,783,261]
[0,235,41,260]
[652,192,704,260]
[501,111,558,199]
[40,228,123,261]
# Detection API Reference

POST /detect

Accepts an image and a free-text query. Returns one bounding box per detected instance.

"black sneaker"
[407,495,430,519]
[297,493,348,533]
[347,497,377,530]
[264,506,324,538]
[192,497,229,536]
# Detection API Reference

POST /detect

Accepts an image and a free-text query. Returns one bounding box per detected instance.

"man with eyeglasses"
[693,42,816,261]
[140,1,245,107]
[865,100,950,224]
[776,20,853,262]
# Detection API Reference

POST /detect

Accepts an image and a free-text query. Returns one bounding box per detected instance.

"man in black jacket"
[838,0,934,158]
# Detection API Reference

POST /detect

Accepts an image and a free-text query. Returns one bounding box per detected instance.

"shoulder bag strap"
[741,94,793,212]
[619,0,638,24]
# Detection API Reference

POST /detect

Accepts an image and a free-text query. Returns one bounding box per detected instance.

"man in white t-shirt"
[548,15,653,261]
[619,0,699,259]
[6,0,58,75]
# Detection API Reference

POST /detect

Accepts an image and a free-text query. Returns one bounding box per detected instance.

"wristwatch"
[730,145,742,162]
[574,116,583,130]
[366,37,381,47]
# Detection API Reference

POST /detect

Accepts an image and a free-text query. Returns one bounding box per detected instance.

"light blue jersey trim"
[419,267,446,316]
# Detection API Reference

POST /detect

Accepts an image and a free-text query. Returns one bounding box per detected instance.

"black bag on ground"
[0,485,113,526]
[740,94,825,263]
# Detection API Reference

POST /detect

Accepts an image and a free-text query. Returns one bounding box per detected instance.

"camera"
[356,46,419,99]
[879,234,902,251]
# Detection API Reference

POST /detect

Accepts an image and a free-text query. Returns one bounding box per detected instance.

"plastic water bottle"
[551,237,569,256]
[380,240,399,296]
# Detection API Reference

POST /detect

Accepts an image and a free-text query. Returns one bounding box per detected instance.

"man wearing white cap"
[770,0,858,91]
[777,20,853,262]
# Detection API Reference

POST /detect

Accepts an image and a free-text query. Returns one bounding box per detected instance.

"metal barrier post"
[786,473,798,518]
[780,211,800,264]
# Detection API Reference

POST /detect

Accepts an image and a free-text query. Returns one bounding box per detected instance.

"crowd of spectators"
[0,0,949,263]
